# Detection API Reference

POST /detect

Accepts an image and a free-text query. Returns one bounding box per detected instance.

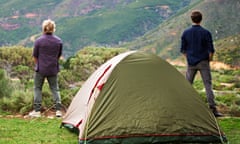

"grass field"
[0,117,77,144]
[0,117,239,144]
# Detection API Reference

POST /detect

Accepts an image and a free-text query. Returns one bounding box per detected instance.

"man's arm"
[180,34,187,57]
[206,31,215,61]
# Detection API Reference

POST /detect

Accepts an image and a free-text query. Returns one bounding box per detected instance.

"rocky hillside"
[0,0,194,56]
[123,0,240,67]
[0,0,238,67]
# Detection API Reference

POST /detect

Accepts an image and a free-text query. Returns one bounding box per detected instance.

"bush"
[0,90,33,114]
[0,69,12,98]
[216,93,240,107]
[61,88,79,109]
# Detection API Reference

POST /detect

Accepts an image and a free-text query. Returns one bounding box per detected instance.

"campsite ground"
[0,116,239,144]
[0,56,239,143]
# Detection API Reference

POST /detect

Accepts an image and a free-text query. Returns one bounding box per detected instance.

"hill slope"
[0,0,238,67]
[123,0,240,67]
[0,0,194,56]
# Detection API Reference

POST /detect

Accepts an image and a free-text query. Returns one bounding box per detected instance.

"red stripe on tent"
[88,64,112,104]
[76,120,82,128]
[97,83,105,90]
[62,119,82,128]
[80,133,224,141]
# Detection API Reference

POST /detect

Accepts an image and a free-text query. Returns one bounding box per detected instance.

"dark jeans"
[34,72,61,111]
[186,60,216,108]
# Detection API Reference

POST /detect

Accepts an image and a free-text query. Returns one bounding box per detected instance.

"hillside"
[214,34,240,67]
[123,0,240,67]
[0,0,239,67]
[0,0,194,57]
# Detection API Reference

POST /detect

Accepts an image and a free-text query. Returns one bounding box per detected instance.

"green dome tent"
[62,51,227,144]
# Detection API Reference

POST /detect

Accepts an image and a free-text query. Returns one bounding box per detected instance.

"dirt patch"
[218,105,240,117]
[210,61,233,70]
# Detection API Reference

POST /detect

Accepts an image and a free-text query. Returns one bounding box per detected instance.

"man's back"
[181,25,214,66]
[33,34,62,76]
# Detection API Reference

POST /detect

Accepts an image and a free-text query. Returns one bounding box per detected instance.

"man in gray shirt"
[29,19,63,117]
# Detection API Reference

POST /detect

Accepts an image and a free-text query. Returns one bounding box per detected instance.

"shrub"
[61,88,79,109]
[0,90,33,114]
[216,93,240,107]
[0,69,12,98]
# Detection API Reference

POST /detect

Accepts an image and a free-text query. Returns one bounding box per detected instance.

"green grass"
[218,118,240,144]
[0,117,77,144]
[0,117,239,144]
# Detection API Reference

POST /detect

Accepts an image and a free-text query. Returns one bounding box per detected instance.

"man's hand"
[209,53,214,61]
[183,53,187,57]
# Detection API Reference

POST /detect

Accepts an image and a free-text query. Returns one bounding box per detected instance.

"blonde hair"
[42,19,56,34]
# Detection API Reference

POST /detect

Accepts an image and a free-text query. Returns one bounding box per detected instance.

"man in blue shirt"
[181,10,222,117]
[29,19,63,118]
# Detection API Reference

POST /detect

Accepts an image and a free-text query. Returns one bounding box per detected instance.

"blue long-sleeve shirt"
[180,25,215,66]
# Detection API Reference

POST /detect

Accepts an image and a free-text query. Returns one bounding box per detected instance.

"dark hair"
[191,11,202,23]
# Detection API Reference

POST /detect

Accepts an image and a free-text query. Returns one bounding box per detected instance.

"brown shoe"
[213,111,223,117]
[211,108,223,117]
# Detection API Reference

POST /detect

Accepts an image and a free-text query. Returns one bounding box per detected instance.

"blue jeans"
[34,72,61,111]
[186,60,216,108]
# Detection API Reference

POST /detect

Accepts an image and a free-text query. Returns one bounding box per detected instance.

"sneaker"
[29,110,41,118]
[56,110,62,117]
